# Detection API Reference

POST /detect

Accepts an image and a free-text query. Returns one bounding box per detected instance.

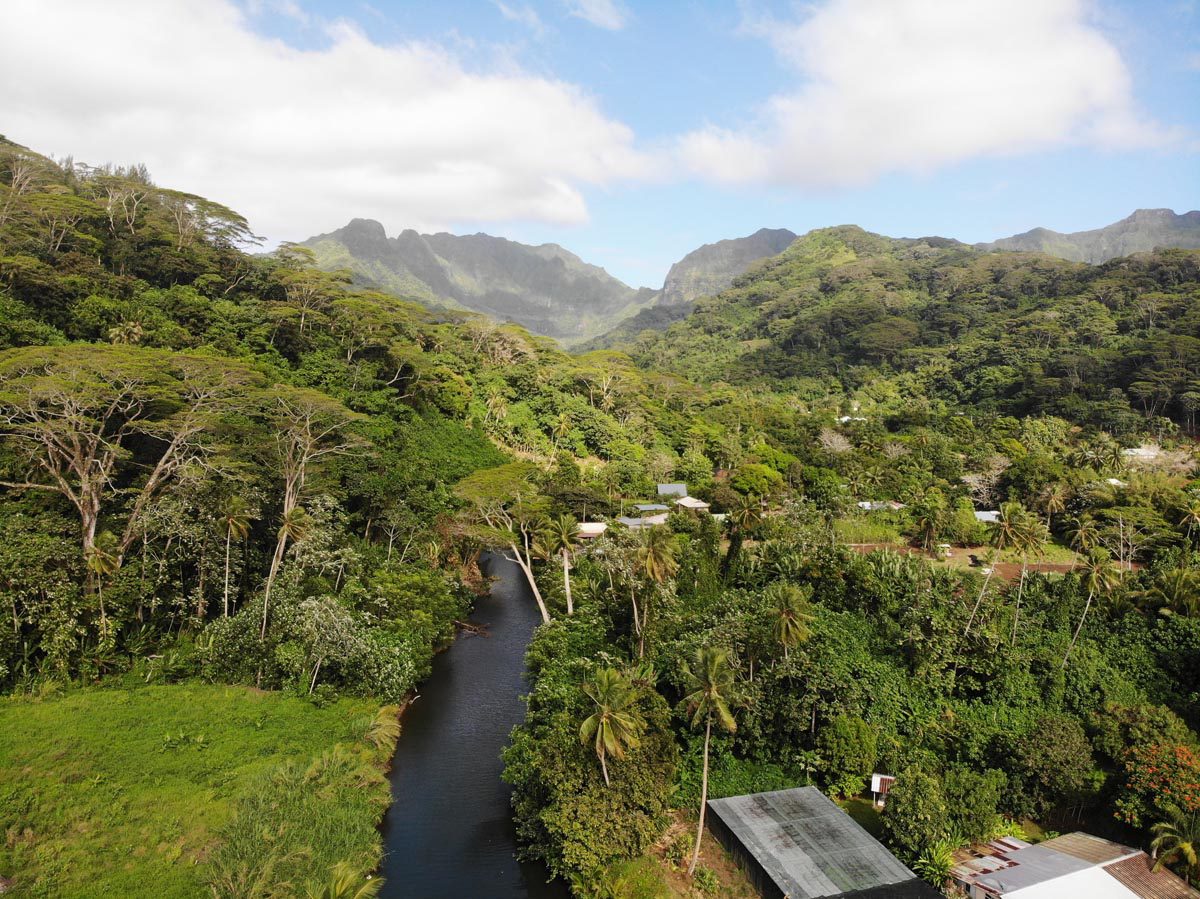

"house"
[633,503,670,513]
[951,832,1199,899]
[975,510,1001,523]
[675,495,711,511]
[576,522,608,539]
[617,513,669,531]
[706,787,940,899]
[657,483,688,498]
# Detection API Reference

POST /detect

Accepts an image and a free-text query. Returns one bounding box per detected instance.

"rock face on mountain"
[979,209,1200,263]
[304,221,797,345]
[579,228,798,349]
[659,227,797,307]
[303,219,654,343]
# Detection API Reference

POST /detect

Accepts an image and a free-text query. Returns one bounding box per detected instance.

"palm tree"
[579,667,646,787]
[682,646,737,876]
[551,411,571,452]
[1136,563,1200,617]
[722,493,763,578]
[219,500,252,617]
[85,533,121,643]
[1178,498,1200,547]
[261,507,311,640]
[765,582,814,661]
[1062,549,1121,668]
[1151,805,1200,885]
[964,502,1021,636]
[635,526,678,657]
[1011,509,1049,645]
[1038,482,1069,530]
[541,514,580,615]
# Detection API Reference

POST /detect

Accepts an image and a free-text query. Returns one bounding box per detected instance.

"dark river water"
[378,553,570,898]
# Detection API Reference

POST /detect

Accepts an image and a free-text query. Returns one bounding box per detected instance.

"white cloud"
[493,1,547,37]
[0,0,652,242]
[565,0,627,30]
[680,0,1169,187]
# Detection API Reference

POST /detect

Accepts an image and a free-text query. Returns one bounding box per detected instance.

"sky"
[1,0,1197,287]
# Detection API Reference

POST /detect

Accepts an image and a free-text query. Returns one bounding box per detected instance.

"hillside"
[303,218,655,343]
[305,220,798,346]
[980,208,1200,263]
[581,227,798,349]
[621,225,1200,431]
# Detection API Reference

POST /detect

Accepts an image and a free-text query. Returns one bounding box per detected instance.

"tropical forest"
[1,5,1199,898]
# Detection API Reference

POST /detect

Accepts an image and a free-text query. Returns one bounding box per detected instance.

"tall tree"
[219,499,253,618]
[260,389,362,639]
[635,526,678,657]
[682,646,737,876]
[1063,549,1121,668]
[765,582,814,661]
[541,514,580,615]
[579,667,646,787]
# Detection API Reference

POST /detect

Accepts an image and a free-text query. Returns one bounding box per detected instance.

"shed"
[633,503,670,512]
[975,510,1000,523]
[577,522,608,539]
[706,786,939,899]
[676,496,711,511]
[617,513,669,530]
[657,483,688,497]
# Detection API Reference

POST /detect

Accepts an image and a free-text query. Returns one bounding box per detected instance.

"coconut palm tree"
[1136,563,1200,617]
[1063,549,1121,668]
[765,582,814,661]
[1011,509,1049,645]
[964,502,1021,636]
[1178,498,1200,547]
[85,532,121,643]
[635,526,678,657]
[219,500,252,617]
[1067,515,1101,561]
[541,514,580,614]
[682,646,737,876]
[1151,805,1200,885]
[722,493,763,578]
[1038,482,1069,530]
[579,667,646,787]
[551,411,571,452]
[261,507,311,640]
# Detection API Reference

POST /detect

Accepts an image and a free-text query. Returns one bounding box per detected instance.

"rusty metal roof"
[1104,854,1200,899]
[1041,832,1139,866]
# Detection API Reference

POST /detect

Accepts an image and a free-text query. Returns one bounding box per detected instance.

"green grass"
[0,683,390,898]
[838,797,884,837]
[834,515,904,546]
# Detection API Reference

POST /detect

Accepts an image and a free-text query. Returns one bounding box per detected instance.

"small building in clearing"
[975,510,1000,524]
[706,786,939,899]
[676,495,711,511]
[577,522,608,539]
[657,483,688,498]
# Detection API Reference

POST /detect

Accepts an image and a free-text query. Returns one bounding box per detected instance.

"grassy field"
[0,684,395,898]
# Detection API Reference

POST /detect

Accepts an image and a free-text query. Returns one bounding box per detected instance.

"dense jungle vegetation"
[2,134,1200,897]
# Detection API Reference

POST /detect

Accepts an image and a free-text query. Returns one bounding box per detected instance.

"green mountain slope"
[979,208,1200,263]
[622,225,1200,429]
[303,218,656,343]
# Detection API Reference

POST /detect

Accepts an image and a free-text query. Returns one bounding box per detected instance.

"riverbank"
[0,684,396,897]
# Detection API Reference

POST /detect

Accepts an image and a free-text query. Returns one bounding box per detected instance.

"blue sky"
[3,0,1197,287]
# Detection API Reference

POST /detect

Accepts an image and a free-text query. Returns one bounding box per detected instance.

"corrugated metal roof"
[657,483,688,496]
[707,787,937,899]
[1042,832,1139,866]
[1105,854,1200,899]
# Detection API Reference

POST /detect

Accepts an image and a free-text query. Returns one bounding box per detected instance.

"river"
[378,552,570,898]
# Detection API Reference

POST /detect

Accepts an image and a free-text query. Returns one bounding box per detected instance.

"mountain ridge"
[977,207,1200,263]
[303,220,796,344]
